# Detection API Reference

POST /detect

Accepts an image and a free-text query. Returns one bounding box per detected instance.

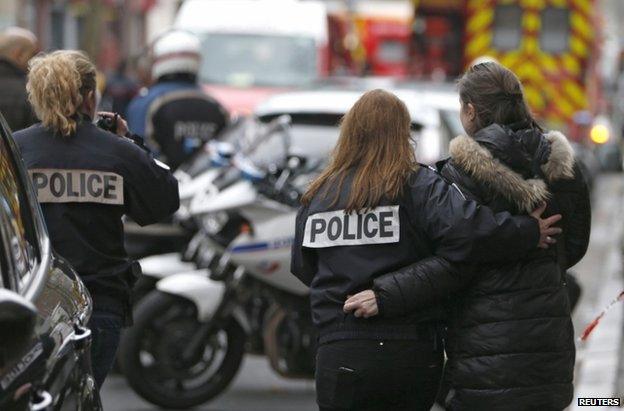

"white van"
[175,0,329,113]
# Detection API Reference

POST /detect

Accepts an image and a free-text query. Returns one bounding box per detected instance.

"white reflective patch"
[29,168,124,205]
[451,183,466,200]
[173,121,217,141]
[303,206,400,248]
[154,159,171,170]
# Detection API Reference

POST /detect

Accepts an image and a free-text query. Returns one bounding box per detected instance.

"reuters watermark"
[577,397,621,407]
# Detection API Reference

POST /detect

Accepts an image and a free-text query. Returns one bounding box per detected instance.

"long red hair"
[302,89,417,213]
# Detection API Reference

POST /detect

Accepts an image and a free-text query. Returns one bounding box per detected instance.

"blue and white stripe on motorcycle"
[230,238,293,253]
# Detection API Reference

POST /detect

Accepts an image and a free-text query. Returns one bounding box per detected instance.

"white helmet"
[151,30,201,80]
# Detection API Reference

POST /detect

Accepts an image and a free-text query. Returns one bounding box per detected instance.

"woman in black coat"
[344,62,591,411]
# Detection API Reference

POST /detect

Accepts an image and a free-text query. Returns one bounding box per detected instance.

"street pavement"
[102,355,316,411]
[571,173,624,410]
[102,174,624,411]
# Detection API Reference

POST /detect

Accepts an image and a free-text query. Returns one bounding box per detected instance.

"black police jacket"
[14,119,180,319]
[372,124,590,410]
[291,165,540,344]
[145,76,228,170]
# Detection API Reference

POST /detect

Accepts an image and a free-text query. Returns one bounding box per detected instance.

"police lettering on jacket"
[303,206,400,248]
[29,169,124,205]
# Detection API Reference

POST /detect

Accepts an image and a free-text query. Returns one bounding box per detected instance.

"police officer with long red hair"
[291,89,562,411]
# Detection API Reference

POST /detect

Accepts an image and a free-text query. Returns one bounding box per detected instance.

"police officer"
[291,89,562,411]
[126,30,228,170]
[15,50,179,389]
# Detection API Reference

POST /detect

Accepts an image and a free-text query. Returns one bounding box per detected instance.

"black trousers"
[316,339,443,411]
[88,310,123,389]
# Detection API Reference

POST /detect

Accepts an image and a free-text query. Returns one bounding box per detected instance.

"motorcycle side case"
[190,180,257,215]
[139,252,197,279]
[230,207,309,296]
[156,273,251,333]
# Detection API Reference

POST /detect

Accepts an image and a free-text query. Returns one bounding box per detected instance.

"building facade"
[4,0,156,72]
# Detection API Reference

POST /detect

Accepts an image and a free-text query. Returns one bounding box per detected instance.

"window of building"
[378,40,408,64]
[50,5,65,50]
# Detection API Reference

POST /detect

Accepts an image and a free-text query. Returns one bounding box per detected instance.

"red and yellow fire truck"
[328,1,414,77]
[411,0,602,134]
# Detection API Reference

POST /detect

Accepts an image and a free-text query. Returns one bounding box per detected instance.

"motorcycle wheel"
[118,290,246,409]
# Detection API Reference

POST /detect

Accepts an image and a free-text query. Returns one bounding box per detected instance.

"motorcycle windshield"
[180,118,260,178]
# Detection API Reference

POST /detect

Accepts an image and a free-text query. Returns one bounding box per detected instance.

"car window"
[0,226,7,288]
[540,7,570,54]
[0,129,40,291]
[493,5,522,51]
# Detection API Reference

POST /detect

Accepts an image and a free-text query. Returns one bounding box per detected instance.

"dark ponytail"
[458,61,542,132]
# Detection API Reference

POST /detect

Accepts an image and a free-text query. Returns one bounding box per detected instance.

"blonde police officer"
[15,50,179,389]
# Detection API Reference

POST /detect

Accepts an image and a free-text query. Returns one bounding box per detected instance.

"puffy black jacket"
[373,124,590,410]
[0,59,38,131]
[15,118,180,321]
[291,166,541,344]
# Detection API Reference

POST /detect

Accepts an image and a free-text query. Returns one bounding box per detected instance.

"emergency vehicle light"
[590,124,609,145]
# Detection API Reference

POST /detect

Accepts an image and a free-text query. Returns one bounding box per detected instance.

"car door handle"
[30,390,52,410]
[71,325,92,350]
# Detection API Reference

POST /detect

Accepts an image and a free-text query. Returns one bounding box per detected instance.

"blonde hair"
[302,89,417,213]
[26,50,96,136]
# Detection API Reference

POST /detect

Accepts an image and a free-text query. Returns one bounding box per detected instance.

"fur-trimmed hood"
[449,127,575,213]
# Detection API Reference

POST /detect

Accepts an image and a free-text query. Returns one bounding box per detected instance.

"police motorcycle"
[112,131,241,376]
[126,122,248,302]
[118,115,320,409]
[122,123,241,262]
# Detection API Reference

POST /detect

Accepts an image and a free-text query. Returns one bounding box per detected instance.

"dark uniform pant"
[316,339,443,411]
[88,310,124,389]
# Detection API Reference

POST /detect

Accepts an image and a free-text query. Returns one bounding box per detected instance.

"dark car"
[0,115,100,410]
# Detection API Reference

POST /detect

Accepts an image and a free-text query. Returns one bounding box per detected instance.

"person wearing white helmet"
[127,30,228,169]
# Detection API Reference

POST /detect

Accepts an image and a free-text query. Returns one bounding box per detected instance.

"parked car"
[0,115,100,410]
[254,83,459,165]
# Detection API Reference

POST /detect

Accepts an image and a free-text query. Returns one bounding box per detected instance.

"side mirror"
[0,289,37,368]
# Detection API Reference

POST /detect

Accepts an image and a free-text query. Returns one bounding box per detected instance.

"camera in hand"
[96,115,117,133]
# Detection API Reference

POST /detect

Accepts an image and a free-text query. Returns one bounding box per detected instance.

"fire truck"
[411,0,602,137]
[328,1,413,76]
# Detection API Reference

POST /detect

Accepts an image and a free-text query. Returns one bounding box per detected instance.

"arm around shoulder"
[412,170,539,263]
[373,257,469,317]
